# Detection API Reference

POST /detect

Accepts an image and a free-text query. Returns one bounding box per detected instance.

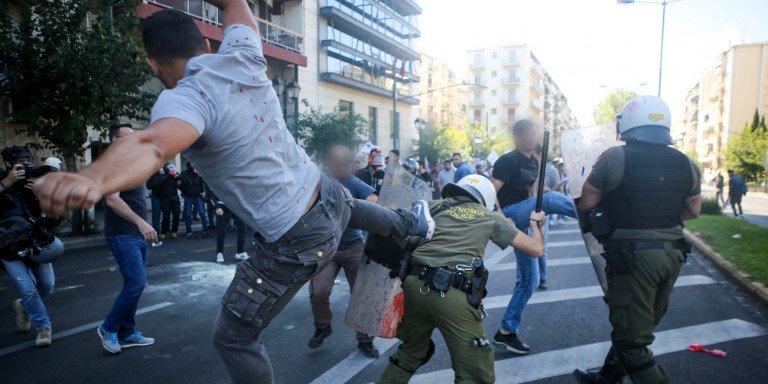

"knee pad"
[388,339,436,374]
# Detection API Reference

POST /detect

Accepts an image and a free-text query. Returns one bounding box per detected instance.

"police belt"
[608,240,685,251]
[405,264,473,294]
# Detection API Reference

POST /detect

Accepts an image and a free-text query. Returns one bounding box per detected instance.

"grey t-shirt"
[437,168,455,190]
[150,24,320,242]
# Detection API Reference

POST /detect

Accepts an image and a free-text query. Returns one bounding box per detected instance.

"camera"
[21,164,55,179]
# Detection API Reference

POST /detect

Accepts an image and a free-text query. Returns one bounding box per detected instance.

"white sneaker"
[216,253,224,263]
[235,252,250,261]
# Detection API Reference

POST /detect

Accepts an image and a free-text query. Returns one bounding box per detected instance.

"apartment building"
[465,45,578,153]
[415,52,468,128]
[675,43,768,175]
[304,0,422,155]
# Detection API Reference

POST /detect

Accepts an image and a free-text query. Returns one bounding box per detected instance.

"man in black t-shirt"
[97,125,158,355]
[489,119,576,355]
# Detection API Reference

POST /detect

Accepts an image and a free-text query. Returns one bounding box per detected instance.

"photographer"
[0,146,61,348]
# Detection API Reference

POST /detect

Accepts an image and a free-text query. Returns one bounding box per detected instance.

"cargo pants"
[212,175,419,384]
[378,276,494,384]
[599,241,686,384]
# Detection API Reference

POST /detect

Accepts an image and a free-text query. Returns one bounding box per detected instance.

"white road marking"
[491,256,590,272]
[409,318,765,384]
[548,240,587,248]
[0,301,174,357]
[483,275,717,309]
[56,284,84,292]
[548,229,582,235]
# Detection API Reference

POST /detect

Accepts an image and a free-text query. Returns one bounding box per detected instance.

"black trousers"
[216,207,246,254]
[160,196,180,234]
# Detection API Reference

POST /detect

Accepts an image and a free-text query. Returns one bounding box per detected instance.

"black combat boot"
[572,369,620,384]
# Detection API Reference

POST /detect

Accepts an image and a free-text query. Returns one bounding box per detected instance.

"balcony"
[530,81,544,95]
[501,77,521,86]
[145,1,304,55]
[469,61,485,70]
[502,58,519,67]
[469,98,485,107]
[319,5,419,60]
[501,96,519,105]
[530,98,544,111]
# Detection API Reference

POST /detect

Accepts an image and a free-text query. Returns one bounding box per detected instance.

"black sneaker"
[573,369,620,384]
[538,280,548,290]
[308,326,333,349]
[185,232,194,238]
[411,200,435,240]
[357,341,380,359]
[492,330,530,354]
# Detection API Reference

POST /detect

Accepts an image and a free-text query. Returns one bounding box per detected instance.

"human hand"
[529,210,546,225]
[215,208,224,216]
[32,173,103,217]
[4,164,25,185]
[138,220,158,243]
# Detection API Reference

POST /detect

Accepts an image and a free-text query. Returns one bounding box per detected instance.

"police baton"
[535,131,550,213]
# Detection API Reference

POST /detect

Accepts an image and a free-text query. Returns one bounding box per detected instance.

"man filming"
[0,146,62,348]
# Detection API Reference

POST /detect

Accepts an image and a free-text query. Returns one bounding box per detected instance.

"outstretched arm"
[33,118,199,216]
[207,0,259,34]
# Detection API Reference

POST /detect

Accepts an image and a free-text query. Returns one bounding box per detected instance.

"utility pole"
[658,1,667,97]
[392,79,398,151]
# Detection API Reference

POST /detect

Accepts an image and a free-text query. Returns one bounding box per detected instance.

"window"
[491,108,497,115]
[368,107,378,143]
[473,109,482,121]
[507,107,516,121]
[473,91,482,103]
[507,89,517,101]
[491,70,497,78]
[339,100,353,115]
[491,89,497,96]
[508,50,517,63]
[390,111,400,138]
[474,75,482,85]
[492,51,497,58]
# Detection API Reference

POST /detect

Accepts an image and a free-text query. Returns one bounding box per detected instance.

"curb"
[684,229,768,304]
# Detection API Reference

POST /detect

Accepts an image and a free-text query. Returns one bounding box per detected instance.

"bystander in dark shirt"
[339,175,375,246]
[492,150,539,208]
[104,187,148,237]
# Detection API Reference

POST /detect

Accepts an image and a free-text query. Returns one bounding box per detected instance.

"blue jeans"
[183,196,208,233]
[151,195,161,233]
[501,192,575,333]
[2,259,54,330]
[102,236,148,339]
[516,219,549,283]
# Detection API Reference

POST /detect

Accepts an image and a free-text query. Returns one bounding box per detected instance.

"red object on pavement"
[688,343,727,357]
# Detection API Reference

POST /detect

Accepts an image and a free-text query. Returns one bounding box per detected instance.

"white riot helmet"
[44,157,63,170]
[616,95,673,145]
[442,175,497,211]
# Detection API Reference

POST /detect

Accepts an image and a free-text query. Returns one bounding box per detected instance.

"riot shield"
[345,160,432,338]
[560,125,621,293]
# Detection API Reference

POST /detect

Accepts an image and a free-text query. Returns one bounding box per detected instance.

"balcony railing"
[147,0,304,54]
[501,77,520,86]
[502,58,519,67]
[469,61,485,69]
[501,96,519,105]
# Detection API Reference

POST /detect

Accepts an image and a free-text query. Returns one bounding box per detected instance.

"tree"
[724,123,767,182]
[593,89,638,125]
[750,108,761,132]
[0,0,154,172]
[433,124,471,161]
[417,124,440,164]
[295,103,368,160]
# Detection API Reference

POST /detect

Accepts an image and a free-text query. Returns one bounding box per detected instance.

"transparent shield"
[345,160,432,338]
[560,125,622,293]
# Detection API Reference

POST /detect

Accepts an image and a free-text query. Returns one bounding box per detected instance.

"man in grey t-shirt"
[32,2,434,383]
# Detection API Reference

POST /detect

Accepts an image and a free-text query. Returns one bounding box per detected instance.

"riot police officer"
[573,96,702,384]
[376,175,546,384]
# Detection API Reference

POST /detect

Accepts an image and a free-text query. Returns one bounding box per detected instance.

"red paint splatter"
[268,136,272,143]
[239,88,243,93]
[199,90,206,97]
[245,37,249,41]
[260,117,264,122]
[380,292,404,338]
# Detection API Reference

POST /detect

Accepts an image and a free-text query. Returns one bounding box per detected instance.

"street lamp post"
[617,0,681,98]
[272,76,301,136]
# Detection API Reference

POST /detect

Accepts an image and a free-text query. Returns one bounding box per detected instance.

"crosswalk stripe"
[483,274,717,309]
[490,256,590,271]
[548,240,586,248]
[548,229,581,235]
[408,318,765,384]
[0,301,174,357]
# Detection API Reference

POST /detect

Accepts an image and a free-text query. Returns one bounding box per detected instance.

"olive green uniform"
[377,198,519,384]
[587,147,701,384]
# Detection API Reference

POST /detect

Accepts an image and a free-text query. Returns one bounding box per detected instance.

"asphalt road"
[1,221,767,384]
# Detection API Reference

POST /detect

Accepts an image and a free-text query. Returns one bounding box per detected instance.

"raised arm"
[207,0,259,34]
[33,118,199,216]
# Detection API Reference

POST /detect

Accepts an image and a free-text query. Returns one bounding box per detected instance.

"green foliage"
[421,122,509,164]
[296,102,368,160]
[417,124,440,163]
[433,124,471,160]
[0,0,154,170]
[593,89,638,125]
[724,117,767,182]
[700,197,722,215]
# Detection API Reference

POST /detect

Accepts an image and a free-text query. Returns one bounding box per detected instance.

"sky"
[418,0,768,127]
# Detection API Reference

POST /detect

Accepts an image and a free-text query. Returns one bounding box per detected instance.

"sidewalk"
[702,185,768,229]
